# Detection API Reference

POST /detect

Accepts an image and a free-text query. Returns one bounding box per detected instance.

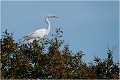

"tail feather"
[23,35,40,43]
[23,35,29,40]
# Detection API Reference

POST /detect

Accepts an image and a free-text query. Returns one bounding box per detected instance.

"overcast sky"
[1,1,119,63]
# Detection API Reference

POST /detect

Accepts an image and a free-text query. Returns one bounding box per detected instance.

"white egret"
[23,14,58,43]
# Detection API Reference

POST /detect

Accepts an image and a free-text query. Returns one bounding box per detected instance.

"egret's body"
[23,14,58,43]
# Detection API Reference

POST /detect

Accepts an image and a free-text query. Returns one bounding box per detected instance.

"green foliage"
[1,28,119,79]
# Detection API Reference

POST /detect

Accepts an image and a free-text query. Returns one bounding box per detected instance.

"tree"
[1,28,119,79]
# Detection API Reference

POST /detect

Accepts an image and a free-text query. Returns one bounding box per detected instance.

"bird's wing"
[24,28,47,40]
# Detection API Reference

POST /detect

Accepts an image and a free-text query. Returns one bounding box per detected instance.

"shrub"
[1,28,119,79]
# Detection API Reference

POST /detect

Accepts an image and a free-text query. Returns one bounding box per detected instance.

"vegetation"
[1,28,119,79]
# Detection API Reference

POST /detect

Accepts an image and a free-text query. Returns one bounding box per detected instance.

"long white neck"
[45,16,50,35]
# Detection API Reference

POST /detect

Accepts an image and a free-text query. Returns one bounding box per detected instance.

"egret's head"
[47,14,59,18]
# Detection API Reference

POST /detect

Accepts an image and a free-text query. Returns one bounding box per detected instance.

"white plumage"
[24,29,47,43]
[23,14,58,43]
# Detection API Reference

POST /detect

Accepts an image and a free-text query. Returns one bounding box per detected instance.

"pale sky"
[1,1,119,63]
